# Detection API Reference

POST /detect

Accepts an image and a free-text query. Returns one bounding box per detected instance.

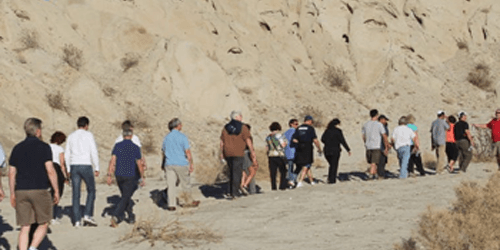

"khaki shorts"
[366,149,381,164]
[15,189,52,226]
[494,141,500,156]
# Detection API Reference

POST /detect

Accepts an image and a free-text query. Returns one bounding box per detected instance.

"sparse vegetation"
[120,53,140,72]
[456,39,468,51]
[102,86,116,97]
[46,92,69,113]
[323,66,350,92]
[471,127,494,162]
[141,135,156,155]
[394,237,416,250]
[19,29,39,51]
[62,44,83,70]
[467,63,493,90]
[395,173,500,250]
[121,217,222,247]
[299,105,326,128]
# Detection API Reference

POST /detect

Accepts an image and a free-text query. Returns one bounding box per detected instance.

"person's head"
[458,111,467,121]
[406,114,416,124]
[495,109,500,120]
[230,110,243,121]
[269,122,282,132]
[304,115,313,125]
[168,118,182,131]
[437,110,445,119]
[24,118,42,138]
[289,119,299,129]
[121,120,134,131]
[77,116,89,129]
[378,114,389,125]
[370,109,379,119]
[398,116,407,125]
[327,118,341,130]
[448,115,457,124]
[50,131,66,145]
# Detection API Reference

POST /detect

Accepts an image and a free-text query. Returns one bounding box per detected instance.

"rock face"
[0,0,499,183]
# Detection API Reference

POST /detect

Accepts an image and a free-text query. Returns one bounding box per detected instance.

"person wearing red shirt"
[473,109,500,169]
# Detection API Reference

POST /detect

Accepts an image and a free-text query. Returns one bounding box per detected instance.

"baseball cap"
[437,110,445,116]
[458,111,467,117]
[378,114,389,121]
[304,115,313,121]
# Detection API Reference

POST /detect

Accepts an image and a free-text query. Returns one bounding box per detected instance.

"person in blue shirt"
[283,119,299,187]
[162,118,200,211]
[107,127,145,227]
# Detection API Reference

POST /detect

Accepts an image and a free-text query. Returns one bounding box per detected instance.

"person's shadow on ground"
[337,170,400,181]
[61,205,85,224]
[100,195,121,217]
[0,215,13,250]
[28,223,56,250]
[149,189,169,209]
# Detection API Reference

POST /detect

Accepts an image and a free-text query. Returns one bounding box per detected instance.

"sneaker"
[50,219,60,225]
[296,182,303,188]
[74,221,81,228]
[310,181,317,186]
[83,216,98,227]
[288,181,295,188]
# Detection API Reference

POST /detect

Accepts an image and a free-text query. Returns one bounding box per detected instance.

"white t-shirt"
[50,143,64,165]
[115,134,142,147]
[392,125,416,150]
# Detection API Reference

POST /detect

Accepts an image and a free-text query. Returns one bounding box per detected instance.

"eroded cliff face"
[0,0,499,181]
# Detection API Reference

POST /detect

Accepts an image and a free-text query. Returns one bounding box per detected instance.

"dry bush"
[62,44,83,70]
[467,63,493,90]
[19,29,39,50]
[396,173,500,249]
[194,149,224,185]
[102,86,116,97]
[393,237,417,250]
[141,135,156,155]
[121,217,222,247]
[126,109,150,129]
[471,127,494,162]
[456,39,468,51]
[299,105,326,128]
[323,66,350,92]
[46,92,69,113]
[120,53,140,72]
[254,148,271,182]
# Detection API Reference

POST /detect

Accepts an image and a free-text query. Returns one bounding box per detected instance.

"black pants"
[325,151,341,184]
[377,151,387,178]
[268,157,287,190]
[50,163,66,219]
[226,157,244,197]
[113,176,138,220]
[408,146,425,176]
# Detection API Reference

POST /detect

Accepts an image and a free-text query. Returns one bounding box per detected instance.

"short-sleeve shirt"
[9,137,52,190]
[266,133,288,157]
[392,125,416,150]
[430,118,450,146]
[220,125,251,157]
[283,128,296,160]
[162,130,190,166]
[454,121,470,141]
[487,119,500,142]
[112,140,142,177]
[407,124,418,146]
[362,120,386,150]
[0,143,6,168]
[50,143,64,165]
[446,123,456,143]
[292,124,317,165]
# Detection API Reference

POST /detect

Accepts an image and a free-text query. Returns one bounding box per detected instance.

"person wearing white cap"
[473,109,500,169]
[430,110,449,174]
[454,111,474,172]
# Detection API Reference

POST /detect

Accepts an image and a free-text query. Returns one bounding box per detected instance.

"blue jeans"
[287,160,296,182]
[397,146,411,179]
[71,165,96,224]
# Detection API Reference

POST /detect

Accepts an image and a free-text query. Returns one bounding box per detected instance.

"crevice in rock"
[342,34,349,43]
[412,10,423,26]
[364,19,387,28]
[343,2,353,14]
[482,27,488,40]
[401,45,415,52]
[259,21,271,32]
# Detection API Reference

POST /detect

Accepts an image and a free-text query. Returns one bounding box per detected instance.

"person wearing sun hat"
[473,109,500,169]
[454,111,474,172]
[430,110,449,174]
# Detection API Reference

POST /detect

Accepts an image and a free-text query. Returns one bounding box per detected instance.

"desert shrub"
[126,108,150,129]
[456,39,468,51]
[120,53,140,72]
[141,135,156,155]
[102,86,116,97]
[471,127,494,162]
[323,66,349,92]
[393,237,417,250]
[121,217,222,247]
[19,29,39,50]
[46,92,69,113]
[467,63,493,90]
[299,105,326,128]
[62,44,83,70]
[195,148,224,185]
[395,173,500,249]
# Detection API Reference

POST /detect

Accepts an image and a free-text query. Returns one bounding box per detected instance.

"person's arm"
[382,133,389,153]
[0,170,4,202]
[473,123,488,129]
[89,134,100,177]
[45,161,59,205]
[8,166,16,208]
[413,134,420,150]
[339,131,351,156]
[65,139,71,174]
[245,138,257,165]
[219,139,224,160]
[186,149,194,174]
[465,129,475,147]
[59,153,70,184]
[107,155,116,186]
[137,158,145,187]
[313,138,322,153]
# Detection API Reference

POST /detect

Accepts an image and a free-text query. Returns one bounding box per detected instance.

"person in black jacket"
[321,119,351,184]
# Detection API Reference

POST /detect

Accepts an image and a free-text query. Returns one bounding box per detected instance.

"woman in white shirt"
[49,131,70,224]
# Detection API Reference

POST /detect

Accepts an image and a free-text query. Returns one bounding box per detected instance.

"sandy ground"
[0,151,496,250]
